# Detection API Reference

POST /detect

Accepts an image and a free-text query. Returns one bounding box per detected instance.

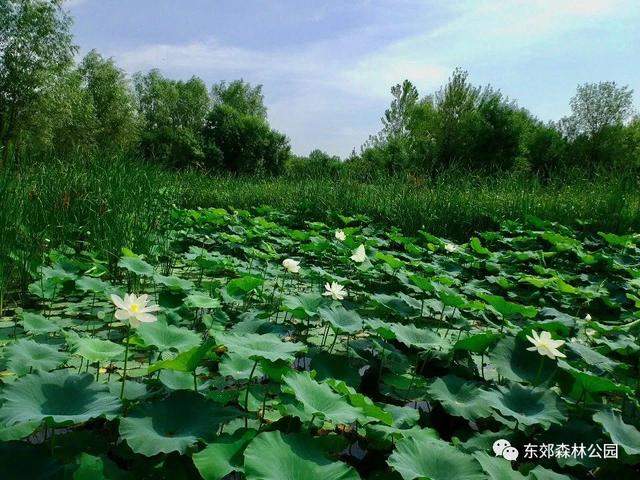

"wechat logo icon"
[493,439,519,461]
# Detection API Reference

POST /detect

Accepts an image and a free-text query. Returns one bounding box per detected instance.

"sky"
[65,0,640,157]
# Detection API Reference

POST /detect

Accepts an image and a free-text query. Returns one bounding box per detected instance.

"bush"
[202,104,290,174]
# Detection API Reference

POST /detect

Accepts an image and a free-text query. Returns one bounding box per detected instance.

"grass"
[1,152,639,306]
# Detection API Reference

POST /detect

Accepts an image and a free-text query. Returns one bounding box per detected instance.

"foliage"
[1,206,639,478]
[134,69,210,168]
[203,104,290,174]
[211,79,268,119]
[0,0,75,164]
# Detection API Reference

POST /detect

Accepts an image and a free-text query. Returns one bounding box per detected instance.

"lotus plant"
[110,293,160,328]
[526,330,566,360]
[111,293,160,399]
[323,282,347,301]
[350,244,367,263]
[282,258,301,274]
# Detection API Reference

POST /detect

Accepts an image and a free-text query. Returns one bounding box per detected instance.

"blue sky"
[65,0,640,157]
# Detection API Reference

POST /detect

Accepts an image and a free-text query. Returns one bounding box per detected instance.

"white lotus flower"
[350,244,367,263]
[444,243,457,253]
[282,258,301,273]
[110,293,160,327]
[335,229,346,241]
[584,313,592,321]
[526,330,566,360]
[323,282,347,301]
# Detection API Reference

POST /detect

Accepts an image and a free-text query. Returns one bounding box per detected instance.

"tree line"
[1,0,638,178]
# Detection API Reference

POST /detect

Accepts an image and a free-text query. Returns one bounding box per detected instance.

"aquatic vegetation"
[0,207,638,478]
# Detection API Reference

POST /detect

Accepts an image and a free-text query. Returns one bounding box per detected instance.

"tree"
[286,149,341,178]
[564,82,634,138]
[560,82,636,167]
[381,80,419,140]
[202,104,289,174]
[0,0,75,165]
[211,79,267,119]
[134,70,210,167]
[79,50,138,151]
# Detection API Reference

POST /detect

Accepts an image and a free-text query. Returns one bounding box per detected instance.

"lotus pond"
[0,207,639,479]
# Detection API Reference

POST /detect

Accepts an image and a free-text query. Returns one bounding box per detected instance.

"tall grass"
[1,154,639,309]
[179,168,640,237]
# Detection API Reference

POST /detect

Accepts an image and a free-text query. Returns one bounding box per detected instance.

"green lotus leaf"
[117,256,155,277]
[148,340,214,374]
[136,319,201,352]
[427,375,493,421]
[489,336,557,384]
[566,341,620,373]
[28,278,59,300]
[310,350,361,387]
[454,332,500,353]
[73,452,128,480]
[225,276,263,298]
[364,318,396,340]
[528,465,572,480]
[219,333,305,364]
[593,409,640,455]
[371,293,421,318]
[0,420,41,441]
[558,362,631,395]
[478,293,537,318]
[388,436,485,480]
[283,292,323,318]
[319,306,364,334]
[159,369,207,391]
[186,292,221,309]
[0,371,121,426]
[469,237,491,256]
[473,452,527,480]
[4,338,68,376]
[75,276,111,294]
[389,323,450,352]
[192,429,257,480]
[483,383,566,428]
[375,252,405,269]
[282,370,365,424]
[65,331,125,363]
[326,378,393,425]
[154,274,194,291]
[243,431,360,480]
[119,390,238,456]
[409,274,435,293]
[219,353,264,379]
[20,312,60,335]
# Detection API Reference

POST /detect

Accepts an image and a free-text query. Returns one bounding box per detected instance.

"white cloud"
[103,0,639,155]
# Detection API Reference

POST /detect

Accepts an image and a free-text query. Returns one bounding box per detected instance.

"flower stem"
[534,357,544,386]
[244,359,259,428]
[120,325,130,400]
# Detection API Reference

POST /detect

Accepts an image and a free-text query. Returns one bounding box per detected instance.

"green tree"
[203,104,290,174]
[134,70,210,167]
[286,149,341,178]
[561,82,636,167]
[24,68,96,156]
[79,50,138,151]
[381,80,419,140]
[0,0,76,165]
[211,79,267,119]
[563,82,634,138]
